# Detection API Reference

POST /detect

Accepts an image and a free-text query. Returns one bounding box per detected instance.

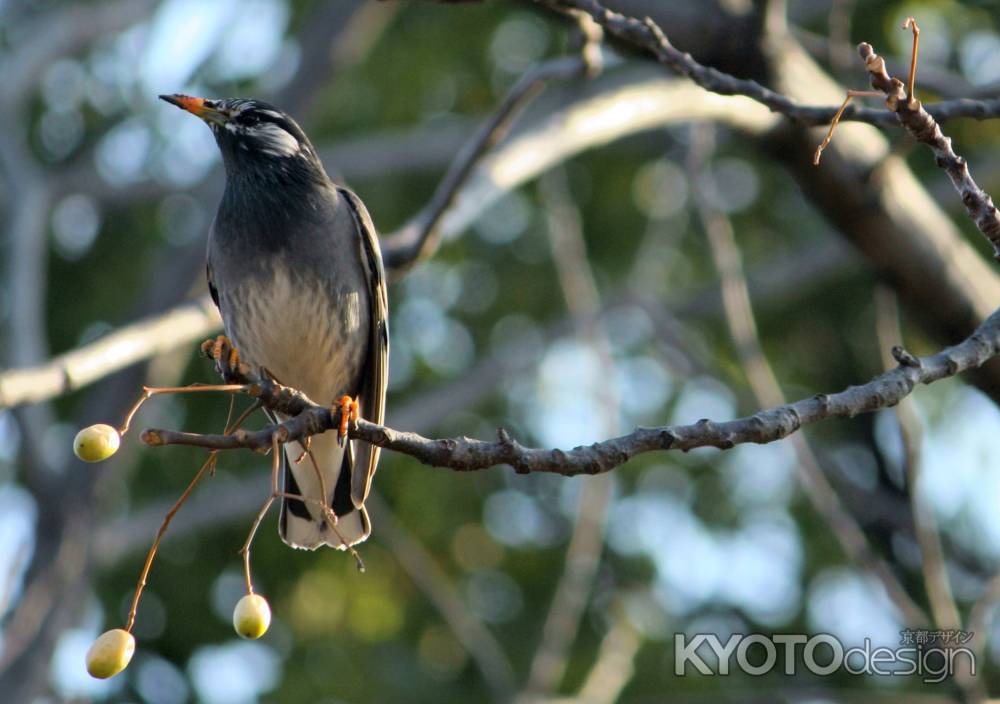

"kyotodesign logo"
[674,630,975,684]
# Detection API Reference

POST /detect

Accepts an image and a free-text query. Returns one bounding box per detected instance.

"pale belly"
[222,265,368,404]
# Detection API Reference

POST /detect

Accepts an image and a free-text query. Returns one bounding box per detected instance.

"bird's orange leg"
[335,395,360,446]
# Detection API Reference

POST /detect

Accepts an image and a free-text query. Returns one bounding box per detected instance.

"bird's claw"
[293,436,312,464]
[335,395,360,447]
[201,335,247,379]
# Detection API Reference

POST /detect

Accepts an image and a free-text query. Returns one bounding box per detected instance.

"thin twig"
[124,383,260,632]
[240,433,283,594]
[903,17,920,104]
[857,36,1000,258]
[304,446,365,567]
[813,89,881,165]
[119,383,249,435]
[226,399,263,435]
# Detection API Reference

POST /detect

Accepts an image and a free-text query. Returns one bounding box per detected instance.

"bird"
[159,94,388,551]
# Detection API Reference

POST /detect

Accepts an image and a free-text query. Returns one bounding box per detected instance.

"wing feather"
[337,186,389,508]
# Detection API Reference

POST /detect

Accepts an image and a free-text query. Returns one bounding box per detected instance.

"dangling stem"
[125,395,258,632]
[304,448,366,571]
[126,451,217,632]
[119,384,247,435]
[226,399,263,435]
[240,433,282,594]
[813,89,882,165]
[903,17,920,103]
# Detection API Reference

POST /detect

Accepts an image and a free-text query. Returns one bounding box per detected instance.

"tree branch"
[857,41,1000,259]
[383,55,592,274]
[0,297,221,408]
[141,305,1000,475]
[533,0,1000,127]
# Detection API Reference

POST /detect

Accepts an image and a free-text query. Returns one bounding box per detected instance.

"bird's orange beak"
[159,94,227,124]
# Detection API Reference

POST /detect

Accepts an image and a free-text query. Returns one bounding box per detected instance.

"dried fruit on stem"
[73,424,121,463]
[233,594,271,639]
[85,629,135,679]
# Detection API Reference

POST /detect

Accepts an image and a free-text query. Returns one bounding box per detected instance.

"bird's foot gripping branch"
[74,338,366,680]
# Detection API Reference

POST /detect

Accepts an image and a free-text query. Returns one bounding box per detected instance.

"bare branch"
[532,0,1000,128]
[383,55,591,274]
[549,0,1000,260]
[857,40,1000,259]
[0,297,221,408]
[140,304,1000,476]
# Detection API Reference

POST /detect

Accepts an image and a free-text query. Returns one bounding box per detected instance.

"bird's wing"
[207,262,220,309]
[337,186,389,508]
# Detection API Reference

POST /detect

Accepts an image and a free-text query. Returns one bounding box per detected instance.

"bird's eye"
[240,113,260,127]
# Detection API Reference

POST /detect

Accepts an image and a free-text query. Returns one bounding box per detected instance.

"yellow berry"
[233,593,271,639]
[85,628,135,679]
[74,424,121,463]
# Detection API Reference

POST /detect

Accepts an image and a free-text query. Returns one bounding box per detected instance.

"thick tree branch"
[93,255,853,561]
[0,297,221,408]
[537,0,1000,262]
[524,1,1000,409]
[141,306,1000,475]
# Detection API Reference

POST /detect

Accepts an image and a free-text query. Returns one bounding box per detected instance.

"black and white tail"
[278,430,370,550]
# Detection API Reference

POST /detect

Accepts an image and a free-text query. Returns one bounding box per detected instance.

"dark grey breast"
[208,180,372,406]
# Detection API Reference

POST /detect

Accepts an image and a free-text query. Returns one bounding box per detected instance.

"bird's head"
[159,94,324,178]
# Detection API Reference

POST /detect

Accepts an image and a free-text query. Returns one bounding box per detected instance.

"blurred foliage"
[5,0,1000,702]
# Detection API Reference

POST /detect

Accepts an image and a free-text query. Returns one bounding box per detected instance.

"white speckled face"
[252,122,302,157]
[211,99,310,161]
